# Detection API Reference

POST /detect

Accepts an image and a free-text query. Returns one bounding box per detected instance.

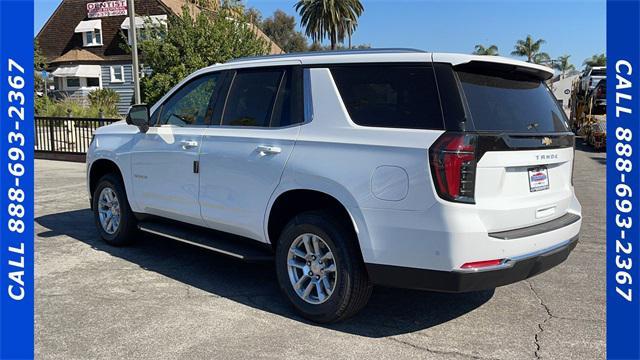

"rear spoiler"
[453,60,554,81]
[431,53,554,81]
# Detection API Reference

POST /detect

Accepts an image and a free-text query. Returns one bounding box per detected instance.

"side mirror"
[126,104,150,132]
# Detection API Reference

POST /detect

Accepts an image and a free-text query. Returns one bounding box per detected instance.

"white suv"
[87,49,581,323]
[579,66,606,95]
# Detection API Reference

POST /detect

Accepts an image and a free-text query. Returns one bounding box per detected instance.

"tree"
[553,54,575,78]
[34,39,47,71]
[261,10,308,53]
[533,52,551,65]
[308,42,370,51]
[34,40,48,95]
[308,41,324,51]
[583,53,606,68]
[138,6,270,104]
[244,6,263,25]
[295,0,364,50]
[511,35,549,63]
[472,44,499,56]
[189,0,221,8]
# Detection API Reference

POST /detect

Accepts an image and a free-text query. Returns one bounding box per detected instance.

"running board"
[137,221,273,262]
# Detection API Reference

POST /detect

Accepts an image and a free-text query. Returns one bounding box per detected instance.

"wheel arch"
[88,158,127,209]
[265,186,369,258]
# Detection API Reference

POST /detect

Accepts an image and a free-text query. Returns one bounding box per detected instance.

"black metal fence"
[35,116,120,161]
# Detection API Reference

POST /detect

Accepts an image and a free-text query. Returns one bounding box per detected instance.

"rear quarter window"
[329,65,444,130]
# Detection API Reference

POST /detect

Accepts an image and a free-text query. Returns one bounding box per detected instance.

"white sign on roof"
[87,1,127,18]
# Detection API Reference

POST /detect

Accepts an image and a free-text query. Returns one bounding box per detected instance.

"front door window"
[159,73,220,126]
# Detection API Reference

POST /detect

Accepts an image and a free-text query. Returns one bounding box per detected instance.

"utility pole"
[127,0,141,104]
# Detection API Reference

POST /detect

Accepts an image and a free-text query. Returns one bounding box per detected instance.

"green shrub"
[35,95,54,116]
[88,88,120,111]
[35,94,121,119]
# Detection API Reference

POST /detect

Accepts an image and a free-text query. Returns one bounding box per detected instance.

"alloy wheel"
[98,187,121,235]
[286,233,337,304]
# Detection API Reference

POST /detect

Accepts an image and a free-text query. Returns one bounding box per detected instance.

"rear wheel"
[275,211,372,323]
[92,174,137,246]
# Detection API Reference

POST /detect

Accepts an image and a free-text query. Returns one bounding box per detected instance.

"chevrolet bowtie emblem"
[542,137,552,146]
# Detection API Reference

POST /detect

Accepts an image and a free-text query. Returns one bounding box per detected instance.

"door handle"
[257,145,282,155]
[181,140,199,149]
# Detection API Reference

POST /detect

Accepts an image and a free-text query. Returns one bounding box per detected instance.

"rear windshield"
[457,71,569,133]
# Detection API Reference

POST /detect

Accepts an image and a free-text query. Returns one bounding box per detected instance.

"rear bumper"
[366,235,578,293]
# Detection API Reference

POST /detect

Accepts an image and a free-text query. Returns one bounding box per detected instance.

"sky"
[34,0,605,69]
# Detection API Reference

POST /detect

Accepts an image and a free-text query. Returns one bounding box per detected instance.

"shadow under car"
[35,208,494,337]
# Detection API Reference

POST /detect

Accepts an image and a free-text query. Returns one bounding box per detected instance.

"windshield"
[457,71,569,133]
[591,69,606,76]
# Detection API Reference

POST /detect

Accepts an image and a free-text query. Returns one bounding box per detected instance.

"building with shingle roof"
[36,0,282,113]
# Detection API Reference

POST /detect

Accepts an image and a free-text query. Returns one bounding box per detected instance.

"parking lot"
[34,140,605,360]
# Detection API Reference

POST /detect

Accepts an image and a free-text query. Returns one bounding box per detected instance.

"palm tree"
[533,52,551,65]
[294,0,364,50]
[583,53,606,68]
[553,54,575,78]
[511,35,549,63]
[473,44,499,56]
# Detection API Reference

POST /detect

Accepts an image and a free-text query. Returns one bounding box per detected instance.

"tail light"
[429,133,477,203]
[596,87,603,97]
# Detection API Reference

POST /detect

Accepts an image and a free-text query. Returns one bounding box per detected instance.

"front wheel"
[92,174,137,246]
[275,211,372,323]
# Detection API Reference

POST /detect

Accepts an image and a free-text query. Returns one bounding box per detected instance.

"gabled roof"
[36,0,282,64]
[158,0,205,16]
[36,0,170,62]
[50,48,104,64]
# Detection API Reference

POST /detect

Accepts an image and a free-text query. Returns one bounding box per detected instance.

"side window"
[110,66,125,83]
[270,70,293,127]
[66,77,80,88]
[159,73,219,126]
[269,68,304,127]
[330,65,444,130]
[222,69,283,127]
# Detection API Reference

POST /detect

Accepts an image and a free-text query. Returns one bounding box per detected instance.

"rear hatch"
[589,68,606,89]
[431,61,575,232]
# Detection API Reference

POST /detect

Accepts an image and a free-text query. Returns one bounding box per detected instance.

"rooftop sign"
[87,1,127,18]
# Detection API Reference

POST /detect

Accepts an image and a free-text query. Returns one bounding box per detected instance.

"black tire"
[92,174,137,246]
[275,211,372,323]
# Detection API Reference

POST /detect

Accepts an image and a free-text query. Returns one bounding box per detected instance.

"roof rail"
[225,48,427,63]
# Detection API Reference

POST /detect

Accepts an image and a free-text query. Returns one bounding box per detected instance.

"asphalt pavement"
[34,139,605,359]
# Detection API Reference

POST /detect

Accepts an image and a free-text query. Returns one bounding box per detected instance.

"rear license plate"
[528,167,549,192]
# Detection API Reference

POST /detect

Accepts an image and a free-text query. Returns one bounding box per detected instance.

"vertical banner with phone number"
[607,0,640,359]
[0,0,35,359]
